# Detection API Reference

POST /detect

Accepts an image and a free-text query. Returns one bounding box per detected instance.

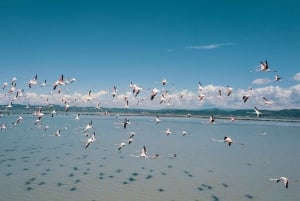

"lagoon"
[0,113,299,201]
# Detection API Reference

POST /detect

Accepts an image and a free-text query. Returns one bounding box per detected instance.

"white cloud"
[293,72,300,81]
[252,78,272,85]
[185,42,235,50]
[1,80,299,110]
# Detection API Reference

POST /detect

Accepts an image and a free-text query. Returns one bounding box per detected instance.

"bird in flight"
[209,115,215,124]
[28,74,38,88]
[254,107,262,117]
[212,136,244,146]
[118,142,126,150]
[242,95,250,103]
[260,60,270,72]
[85,132,96,149]
[123,118,130,128]
[155,115,161,124]
[269,177,288,189]
[53,74,65,90]
[130,145,149,158]
[263,97,273,105]
[55,129,61,137]
[150,88,159,100]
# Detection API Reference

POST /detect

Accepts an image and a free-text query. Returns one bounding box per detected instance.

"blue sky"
[0,0,299,110]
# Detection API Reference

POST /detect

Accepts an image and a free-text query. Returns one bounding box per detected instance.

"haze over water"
[0,113,299,201]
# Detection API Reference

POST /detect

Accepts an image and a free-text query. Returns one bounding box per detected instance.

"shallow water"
[0,114,299,201]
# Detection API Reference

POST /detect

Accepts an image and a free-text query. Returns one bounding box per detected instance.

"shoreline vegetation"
[1,104,300,123]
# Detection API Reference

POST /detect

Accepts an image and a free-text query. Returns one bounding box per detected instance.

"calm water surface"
[0,114,299,201]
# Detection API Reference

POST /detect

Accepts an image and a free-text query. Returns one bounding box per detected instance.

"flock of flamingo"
[0,60,289,188]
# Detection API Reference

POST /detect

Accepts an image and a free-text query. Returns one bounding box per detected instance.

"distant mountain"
[1,104,300,121]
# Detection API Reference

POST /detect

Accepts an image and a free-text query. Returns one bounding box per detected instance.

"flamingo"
[55,129,61,137]
[150,88,159,100]
[263,97,272,105]
[155,115,160,124]
[53,74,65,90]
[118,142,126,150]
[260,60,270,72]
[28,74,38,88]
[254,107,262,117]
[270,177,288,189]
[85,132,96,149]
[212,136,244,146]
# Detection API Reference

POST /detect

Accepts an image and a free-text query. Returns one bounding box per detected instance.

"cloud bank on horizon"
[1,71,299,111]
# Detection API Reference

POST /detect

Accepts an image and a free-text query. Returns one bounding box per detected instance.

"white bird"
[16,89,25,98]
[217,89,222,98]
[51,110,57,117]
[6,82,16,95]
[64,101,71,112]
[198,94,205,101]
[129,132,136,139]
[14,116,23,125]
[40,80,47,87]
[263,97,273,105]
[198,81,204,92]
[150,88,159,100]
[118,142,126,150]
[160,91,169,104]
[53,74,65,90]
[84,90,92,102]
[55,129,61,137]
[165,128,172,136]
[155,115,161,124]
[6,101,13,109]
[11,77,17,85]
[274,74,281,81]
[75,114,80,120]
[133,85,142,97]
[112,85,117,97]
[223,136,233,146]
[260,60,270,72]
[65,77,76,84]
[242,95,250,103]
[34,118,42,126]
[28,74,38,88]
[182,130,188,136]
[0,123,7,130]
[212,136,244,146]
[85,132,96,149]
[168,153,177,158]
[34,107,44,119]
[140,145,148,158]
[95,102,101,110]
[270,177,288,189]
[209,115,215,124]
[128,138,134,144]
[124,99,129,108]
[162,78,168,86]
[130,145,149,158]
[226,86,233,96]
[2,82,8,90]
[254,107,262,117]
[123,118,130,129]
[83,121,93,134]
